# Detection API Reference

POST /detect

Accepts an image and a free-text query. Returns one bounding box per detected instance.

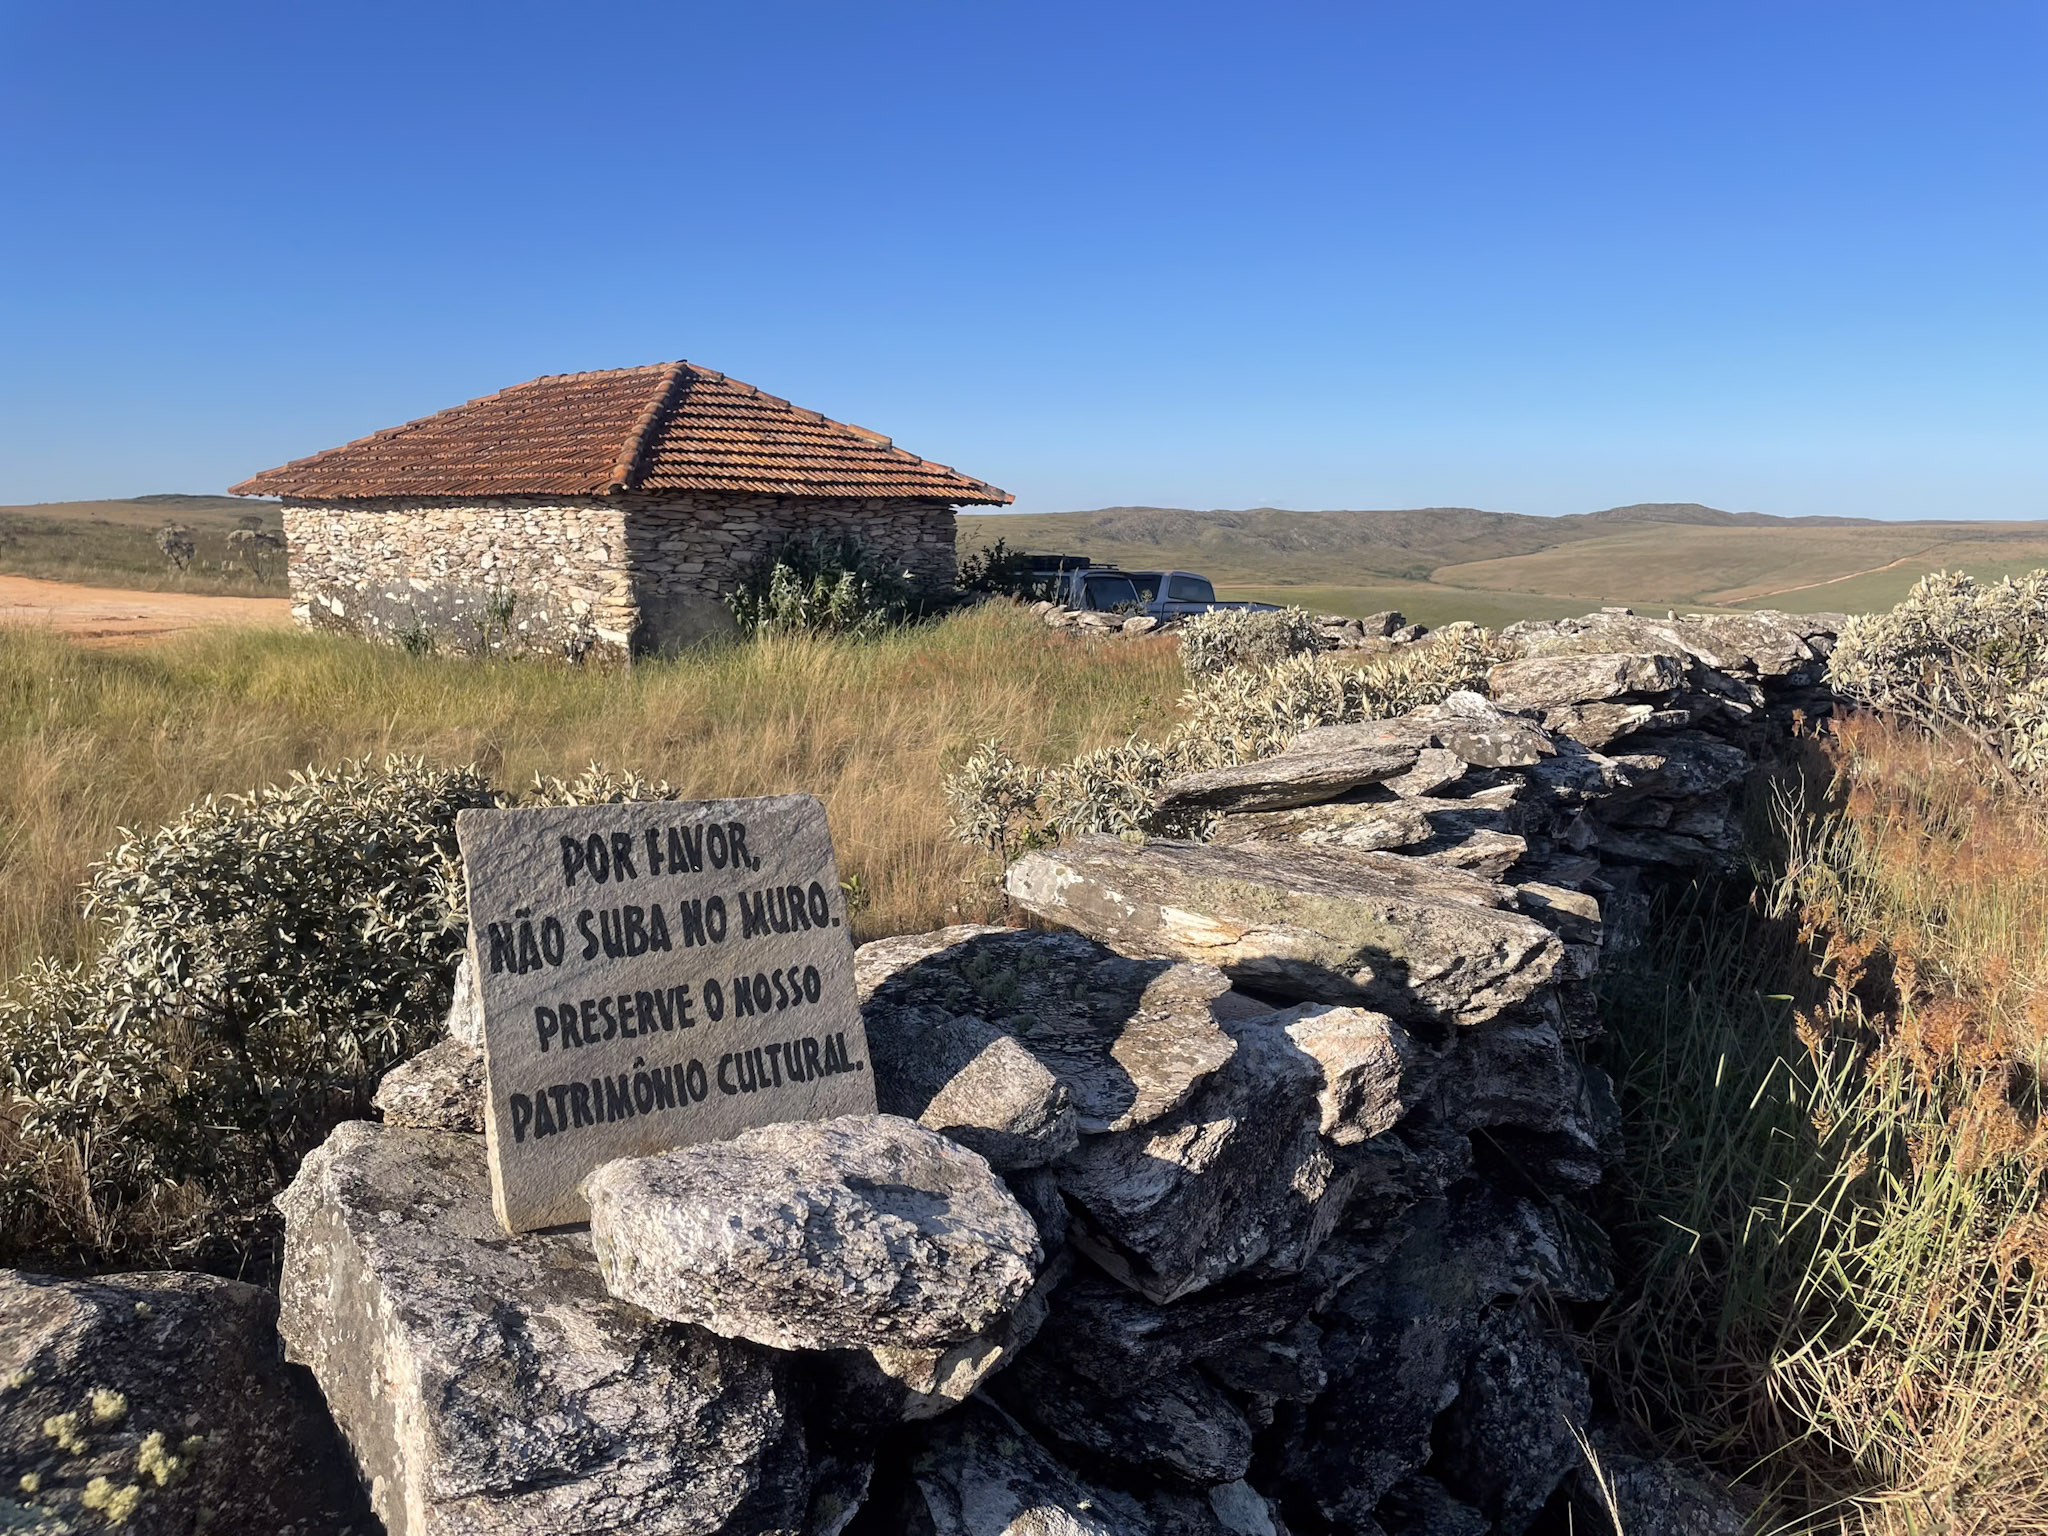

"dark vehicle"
[1030,556,1278,617]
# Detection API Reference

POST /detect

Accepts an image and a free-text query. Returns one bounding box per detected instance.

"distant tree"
[155,523,196,571]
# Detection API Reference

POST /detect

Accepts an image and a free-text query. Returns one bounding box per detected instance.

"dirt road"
[0,574,293,643]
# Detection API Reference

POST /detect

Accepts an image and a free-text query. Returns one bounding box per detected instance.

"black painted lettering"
[560,836,586,889]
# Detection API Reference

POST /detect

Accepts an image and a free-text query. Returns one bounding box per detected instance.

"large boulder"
[1004,838,1562,1025]
[0,1268,365,1536]
[1030,1269,1310,1388]
[1053,1013,1348,1303]
[275,1120,809,1536]
[857,927,1245,1134]
[585,1115,1042,1356]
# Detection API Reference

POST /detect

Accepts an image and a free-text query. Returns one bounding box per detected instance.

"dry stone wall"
[3,605,1828,1536]
[283,492,957,660]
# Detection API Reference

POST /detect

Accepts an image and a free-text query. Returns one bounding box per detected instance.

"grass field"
[962,507,2048,624]
[0,494,286,596]
[0,604,1182,981]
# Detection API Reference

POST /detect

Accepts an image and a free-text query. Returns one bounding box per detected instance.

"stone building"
[231,361,1011,658]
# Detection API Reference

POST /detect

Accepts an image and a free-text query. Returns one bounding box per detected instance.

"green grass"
[1218,581,1656,629]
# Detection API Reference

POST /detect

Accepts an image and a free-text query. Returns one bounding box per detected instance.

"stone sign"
[457,794,876,1232]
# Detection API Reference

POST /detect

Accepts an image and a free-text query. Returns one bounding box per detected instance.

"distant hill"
[958,502,2048,623]
[1585,502,1878,528]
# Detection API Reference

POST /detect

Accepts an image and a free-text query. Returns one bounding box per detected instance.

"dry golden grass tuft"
[1601,711,2048,1534]
[0,604,1183,980]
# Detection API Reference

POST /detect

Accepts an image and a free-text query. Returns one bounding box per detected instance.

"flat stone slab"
[857,926,1245,1134]
[1486,652,1686,713]
[585,1114,1042,1354]
[275,1120,808,1536]
[1005,838,1563,1025]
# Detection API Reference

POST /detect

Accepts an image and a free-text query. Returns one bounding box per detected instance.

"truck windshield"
[1081,574,1142,610]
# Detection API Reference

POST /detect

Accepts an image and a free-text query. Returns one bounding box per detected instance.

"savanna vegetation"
[7,554,2048,1531]
[0,495,287,595]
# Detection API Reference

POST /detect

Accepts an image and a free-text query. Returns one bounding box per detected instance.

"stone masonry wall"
[283,493,958,661]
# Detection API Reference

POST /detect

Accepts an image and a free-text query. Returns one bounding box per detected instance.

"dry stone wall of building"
[283,493,958,660]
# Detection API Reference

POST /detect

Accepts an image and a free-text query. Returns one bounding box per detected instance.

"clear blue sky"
[2,2,2042,517]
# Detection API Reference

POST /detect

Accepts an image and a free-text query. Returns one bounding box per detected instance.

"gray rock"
[585,1115,1041,1355]
[1417,695,1555,768]
[1005,838,1563,1024]
[1054,1013,1347,1303]
[375,1036,485,1132]
[1199,1317,1327,1402]
[1543,700,1699,748]
[1260,1003,1425,1145]
[993,1349,1254,1487]
[868,1003,1078,1170]
[857,927,1242,1135]
[1501,610,1828,679]
[910,1398,1154,1536]
[1285,1182,1611,1526]
[1513,881,1603,945]
[1486,652,1686,712]
[445,949,483,1047]
[1148,1482,1292,1536]
[1031,1269,1311,1387]
[275,1120,808,1536]
[1571,1437,1749,1536]
[1380,746,1470,798]
[0,1268,365,1536]
[1375,1476,1489,1535]
[1607,732,1752,801]
[1160,738,1427,815]
[1409,826,1528,879]
[1209,799,1436,853]
[861,1249,1072,1420]
[1434,1308,1593,1536]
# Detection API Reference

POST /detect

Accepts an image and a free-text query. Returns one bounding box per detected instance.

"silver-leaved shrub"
[1175,606,1328,679]
[1829,570,2048,780]
[0,757,493,1264]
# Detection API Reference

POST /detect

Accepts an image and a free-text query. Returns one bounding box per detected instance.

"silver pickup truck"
[1046,563,1276,619]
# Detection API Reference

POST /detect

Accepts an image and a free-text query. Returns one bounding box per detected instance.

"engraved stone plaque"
[457,794,875,1232]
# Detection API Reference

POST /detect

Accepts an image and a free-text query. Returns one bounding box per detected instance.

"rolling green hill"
[960,503,2048,624]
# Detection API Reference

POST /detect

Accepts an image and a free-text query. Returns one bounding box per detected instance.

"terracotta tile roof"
[230,362,1012,504]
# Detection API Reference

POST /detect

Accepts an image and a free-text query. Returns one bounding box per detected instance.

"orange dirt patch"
[0,574,293,644]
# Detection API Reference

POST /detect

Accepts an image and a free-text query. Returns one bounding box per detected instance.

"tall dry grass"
[0,604,1183,980]
[1597,714,2048,1534]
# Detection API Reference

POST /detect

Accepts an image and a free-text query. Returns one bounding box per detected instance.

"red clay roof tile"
[230,362,1012,504]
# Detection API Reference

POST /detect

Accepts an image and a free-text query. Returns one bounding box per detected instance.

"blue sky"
[1,2,2041,517]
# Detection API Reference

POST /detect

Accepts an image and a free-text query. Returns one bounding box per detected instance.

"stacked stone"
[15,605,1833,1536]
[284,491,957,660]
[1031,602,1430,649]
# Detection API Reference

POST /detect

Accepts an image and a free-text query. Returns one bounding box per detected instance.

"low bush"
[725,535,918,638]
[0,757,491,1267]
[1829,568,2048,780]
[1175,605,1327,678]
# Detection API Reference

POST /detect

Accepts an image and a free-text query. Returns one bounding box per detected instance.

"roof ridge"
[607,361,692,492]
